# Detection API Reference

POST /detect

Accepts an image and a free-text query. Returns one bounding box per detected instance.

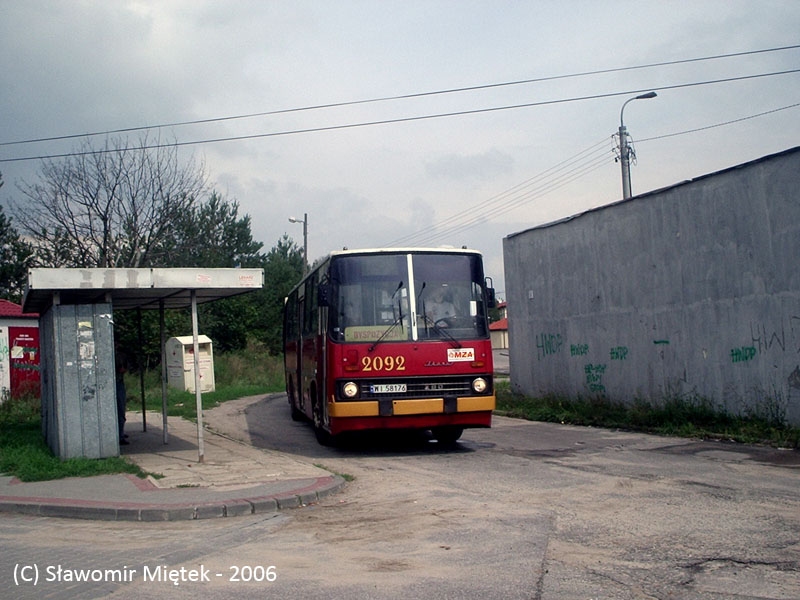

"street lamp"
[618,91,657,199]
[288,213,308,275]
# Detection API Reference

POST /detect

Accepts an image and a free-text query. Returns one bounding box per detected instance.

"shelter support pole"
[137,307,146,432]
[160,300,169,444]
[191,291,205,463]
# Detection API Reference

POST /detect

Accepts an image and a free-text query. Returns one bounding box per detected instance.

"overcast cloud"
[1,1,799,296]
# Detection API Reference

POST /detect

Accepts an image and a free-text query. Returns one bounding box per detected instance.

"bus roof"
[327,247,484,258]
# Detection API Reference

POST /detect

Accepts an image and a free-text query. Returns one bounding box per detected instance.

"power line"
[639,101,800,143]
[389,100,800,247]
[2,68,798,164]
[2,43,798,148]
[388,140,609,246]
[393,149,612,247]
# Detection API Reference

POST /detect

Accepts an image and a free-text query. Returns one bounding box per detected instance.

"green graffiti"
[584,363,607,393]
[730,346,757,363]
[570,344,588,356]
[610,346,628,360]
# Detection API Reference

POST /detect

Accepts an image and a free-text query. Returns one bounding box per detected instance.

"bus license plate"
[370,383,407,394]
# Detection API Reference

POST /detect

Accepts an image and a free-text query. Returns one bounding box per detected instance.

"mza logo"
[447,347,475,362]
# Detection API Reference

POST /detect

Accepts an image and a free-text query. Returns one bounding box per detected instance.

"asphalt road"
[1,393,798,599]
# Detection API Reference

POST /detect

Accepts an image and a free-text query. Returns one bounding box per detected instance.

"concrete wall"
[503,147,800,425]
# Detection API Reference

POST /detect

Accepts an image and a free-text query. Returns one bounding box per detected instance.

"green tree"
[154,192,264,269]
[256,235,305,354]
[115,191,269,360]
[0,196,35,303]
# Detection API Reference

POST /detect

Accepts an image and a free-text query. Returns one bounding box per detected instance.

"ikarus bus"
[283,247,496,445]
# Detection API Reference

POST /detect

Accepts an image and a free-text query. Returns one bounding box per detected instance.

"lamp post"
[288,212,308,275]
[618,91,657,199]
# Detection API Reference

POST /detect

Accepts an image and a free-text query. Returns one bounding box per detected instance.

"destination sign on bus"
[345,326,407,342]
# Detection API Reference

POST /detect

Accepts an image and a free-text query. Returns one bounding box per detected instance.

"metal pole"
[619,122,632,199]
[159,299,169,444]
[137,307,146,432]
[191,290,205,463]
[302,212,308,275]
[618,92,657,200]
[290,214,309,275]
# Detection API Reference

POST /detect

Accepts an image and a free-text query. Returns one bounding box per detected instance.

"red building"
[489,301,508,349]
[0,299,40,400]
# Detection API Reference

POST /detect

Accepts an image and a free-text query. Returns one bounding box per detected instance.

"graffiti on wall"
[731,346,757,363]
[750,318,800,355]
[585,363,606,393]
[536,332,563,360]
[610,346,628,360]
[731,317,800,366]
[570,343,588,356]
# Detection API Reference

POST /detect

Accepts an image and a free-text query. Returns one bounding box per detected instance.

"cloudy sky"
[1,1,798,296]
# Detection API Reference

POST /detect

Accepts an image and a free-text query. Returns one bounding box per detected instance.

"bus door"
[300,272,321,420]
[284,289,303,413]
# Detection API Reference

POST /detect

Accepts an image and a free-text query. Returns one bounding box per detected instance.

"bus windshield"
[328,252,489,343]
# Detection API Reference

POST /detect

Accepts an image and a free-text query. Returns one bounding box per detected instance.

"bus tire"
[288,378,304,421]
[312,397,335,446]
[290,403,304,422]
[433,426,463,445]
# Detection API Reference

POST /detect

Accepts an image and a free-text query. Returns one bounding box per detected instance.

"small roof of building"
[489,317,508,331]
[0,298,38,319]
[22,268,264,314]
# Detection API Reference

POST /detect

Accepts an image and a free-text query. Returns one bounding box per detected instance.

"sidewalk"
[0,409,345,522]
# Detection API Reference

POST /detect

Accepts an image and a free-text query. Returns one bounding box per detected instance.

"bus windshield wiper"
[368,281,404,353]
[420,314,462,349]
[418,280,461,348]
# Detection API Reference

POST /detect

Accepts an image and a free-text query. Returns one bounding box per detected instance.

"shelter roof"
[22,268,263,314]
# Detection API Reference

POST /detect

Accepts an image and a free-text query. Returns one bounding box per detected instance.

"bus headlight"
[342,381,359,398]
[472,377,488,393]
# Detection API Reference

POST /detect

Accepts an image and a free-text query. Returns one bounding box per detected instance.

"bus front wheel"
[432,426,463,445]
[312,398,335,446]
[288,378,304,422]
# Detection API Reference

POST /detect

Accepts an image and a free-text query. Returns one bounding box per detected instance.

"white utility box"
[165,335,215,393]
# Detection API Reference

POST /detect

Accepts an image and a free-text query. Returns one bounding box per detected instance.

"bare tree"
[10,135,208,267]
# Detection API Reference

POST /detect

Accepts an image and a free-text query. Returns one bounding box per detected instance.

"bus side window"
[303,274,319,336]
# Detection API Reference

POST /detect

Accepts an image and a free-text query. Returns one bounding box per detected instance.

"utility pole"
[618,92,657,199]
[288,213,308,275]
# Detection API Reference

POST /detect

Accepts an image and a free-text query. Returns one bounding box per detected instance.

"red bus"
[283,247,496,445]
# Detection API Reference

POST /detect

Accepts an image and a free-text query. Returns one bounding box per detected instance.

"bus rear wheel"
[432,426,463,445]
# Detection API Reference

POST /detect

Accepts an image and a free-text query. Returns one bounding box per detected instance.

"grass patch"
[0,344,284,482]
[0,409,147,483]
[314,463,355,482]
[494,380,800,448]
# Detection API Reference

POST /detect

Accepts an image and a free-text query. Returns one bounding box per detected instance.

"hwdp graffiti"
[536,332,563,360]
[731,346,757,363]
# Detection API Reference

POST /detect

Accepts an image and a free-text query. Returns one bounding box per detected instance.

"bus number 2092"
[361,355,406,372]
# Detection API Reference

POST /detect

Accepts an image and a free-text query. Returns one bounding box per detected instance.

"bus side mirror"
[318,283,331,307]
[484,276,496,308]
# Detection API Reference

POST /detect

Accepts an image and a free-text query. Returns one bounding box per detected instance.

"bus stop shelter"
[22,268,264,463]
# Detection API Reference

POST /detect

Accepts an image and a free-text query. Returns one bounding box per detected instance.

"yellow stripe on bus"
[328,395,496,418]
